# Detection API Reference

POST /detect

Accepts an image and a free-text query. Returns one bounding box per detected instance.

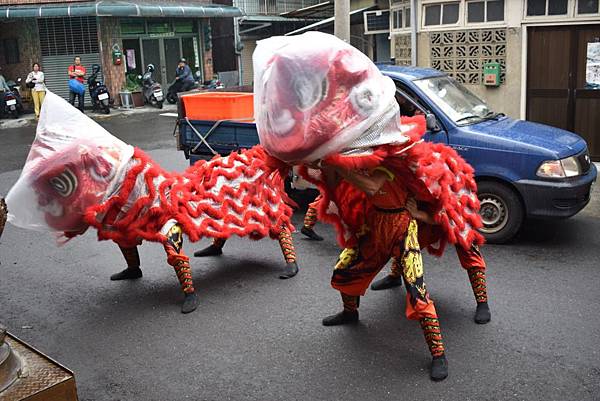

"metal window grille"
[38,17,99,57]
[364,10,390,34]
[2,38,19,64]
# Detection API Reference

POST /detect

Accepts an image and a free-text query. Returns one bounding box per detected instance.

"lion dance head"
[253,31,398,163]
[27,140,123,233]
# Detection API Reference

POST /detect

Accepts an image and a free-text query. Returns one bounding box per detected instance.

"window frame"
[390,2,411,33]
[2,38,20,65]
[575,0,600,16]
[421,1,463,30]
[522,0,572,20]
[465,0,506,25]
[363,9,391,35]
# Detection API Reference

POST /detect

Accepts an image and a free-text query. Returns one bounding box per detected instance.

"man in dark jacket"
[174,58,195,93]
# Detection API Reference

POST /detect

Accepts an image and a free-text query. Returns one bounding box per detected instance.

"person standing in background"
[68,56,86,112]
[0,66,10,111]
[26,63,47,119]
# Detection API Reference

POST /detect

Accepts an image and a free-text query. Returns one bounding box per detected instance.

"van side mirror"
[426,113,440,132]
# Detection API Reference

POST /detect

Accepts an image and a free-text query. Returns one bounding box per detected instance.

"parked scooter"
[87,64,111,114]
[139,64,164,109]
[201,78,225,90]
[2,78,23,119]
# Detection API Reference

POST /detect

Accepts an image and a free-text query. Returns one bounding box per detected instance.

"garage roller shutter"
[38,17,102,105]
[41,53,102,104]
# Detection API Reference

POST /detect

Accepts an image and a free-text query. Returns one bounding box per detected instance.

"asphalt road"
[0,111,599,401]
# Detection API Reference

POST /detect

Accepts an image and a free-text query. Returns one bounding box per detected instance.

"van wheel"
[477,181,523,244]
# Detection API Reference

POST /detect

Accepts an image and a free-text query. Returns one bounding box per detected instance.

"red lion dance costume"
[253,32,486,381]
[5,92,298,314]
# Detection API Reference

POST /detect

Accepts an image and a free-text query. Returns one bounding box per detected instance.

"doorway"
[527,25,600,159]
[123,36,201,85]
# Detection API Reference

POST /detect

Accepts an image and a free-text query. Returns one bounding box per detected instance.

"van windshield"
[414,76,494,125]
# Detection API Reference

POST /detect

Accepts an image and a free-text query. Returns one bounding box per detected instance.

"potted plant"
[123,73,144,107]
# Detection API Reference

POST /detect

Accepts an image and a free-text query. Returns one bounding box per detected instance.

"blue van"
[178,66,597,243]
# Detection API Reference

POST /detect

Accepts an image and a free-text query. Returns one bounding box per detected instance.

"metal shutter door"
[38,17,101,105]
[42,54,102,104]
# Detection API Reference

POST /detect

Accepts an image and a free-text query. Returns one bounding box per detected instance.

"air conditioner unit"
[364,10,390,35]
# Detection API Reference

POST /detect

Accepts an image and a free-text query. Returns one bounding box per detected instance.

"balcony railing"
[235,0,323,15]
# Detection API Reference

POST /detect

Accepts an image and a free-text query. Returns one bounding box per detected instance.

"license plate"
[155,95,163,101]
[6,99,16,106]
[154,91,163,97]
[98,93,109,100]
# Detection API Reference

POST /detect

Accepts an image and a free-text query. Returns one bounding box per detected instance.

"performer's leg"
[278,225,299,279]
[193,237,226,257]
[301,195,323,241]
[402,220,448,381]
[370,257,403,290]
[457,244,491,324]
[371,222,440,291]
[323,212,410,326]
[110,245,143,281]
[322,292,360,326]
[163,224,198,314]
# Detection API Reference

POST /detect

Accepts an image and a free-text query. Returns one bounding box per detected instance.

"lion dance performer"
[370,210,490,324]
[302,194,490,323]
[253,32,486,380]
[5,92,298,314]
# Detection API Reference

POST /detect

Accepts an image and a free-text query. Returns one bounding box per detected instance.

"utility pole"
[334,0,350,42]
[410,0,417,66]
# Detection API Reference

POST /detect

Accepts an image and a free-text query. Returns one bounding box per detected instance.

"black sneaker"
[193,244,223,257]
[322,310,359,326]
[370,275,403,291]
[110,267,143,281]
[474,302,491,324]
[279,262,299,279]
[301,226,324,241]
[430,354,448,381]
[181,292,199,314]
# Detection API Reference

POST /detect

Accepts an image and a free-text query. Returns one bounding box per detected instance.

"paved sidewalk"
[0,102,177,130]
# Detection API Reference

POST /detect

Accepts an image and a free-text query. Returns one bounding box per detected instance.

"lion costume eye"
[294,76,328,111]
[48,169,77,198]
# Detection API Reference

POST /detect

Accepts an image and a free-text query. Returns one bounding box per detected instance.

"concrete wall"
[416,27,522,119]
[98,17,126,105]
[0,0,86,4]
[0,19,41,83]
[469,27,521,119]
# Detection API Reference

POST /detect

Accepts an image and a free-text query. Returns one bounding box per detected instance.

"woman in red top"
[68,56,86,112]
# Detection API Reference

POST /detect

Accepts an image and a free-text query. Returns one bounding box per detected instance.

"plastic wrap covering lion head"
[253,32,407,163]
[5,92,134,234]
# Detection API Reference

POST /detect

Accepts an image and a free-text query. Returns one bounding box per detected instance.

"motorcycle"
[201,78,225,90]
[87,64,111,114]
[139,64,164,109]
[166,71,204,104]
[166,79,196,104]
[2,78,23,119]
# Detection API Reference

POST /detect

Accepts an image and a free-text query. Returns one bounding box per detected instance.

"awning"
[280,1,333,19]
[240,15,318,23]
[285,6,374,36]
[0,0,243,20]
